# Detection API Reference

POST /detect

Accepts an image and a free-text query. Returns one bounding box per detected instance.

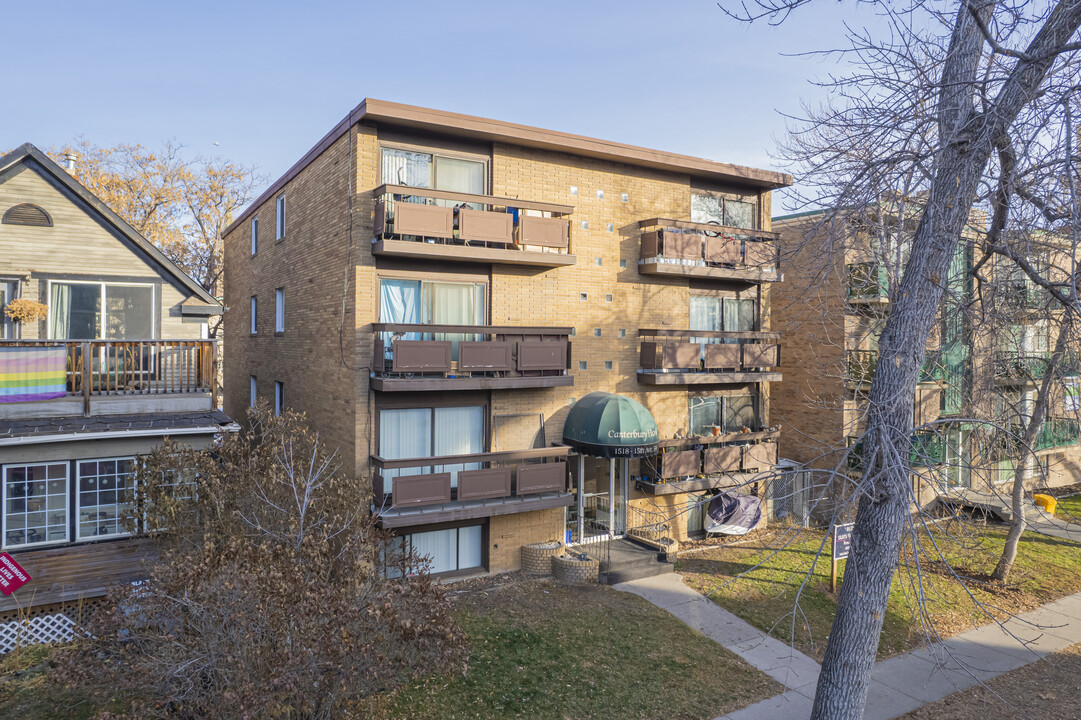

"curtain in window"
[50,283,100,340]
[689,296,723,351]
[434,406,484,487]
[724,200,756,229]
[382,149,432,189]
[457,525,483,569]
[434,157,485,195]
[722,298,755,332]
[379,408,432,493]
[379,279,421,347]
[0,282,13,339]
[410,528,458,574]
[424,282,485,358]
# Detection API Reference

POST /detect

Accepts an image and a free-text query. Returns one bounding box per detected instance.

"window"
[250,296,257,334]
[689,394,757,435]
[76,458,135,540]
[3,463,68,548]
[691,193,757,230]
[0,281,16,339]
[274,381,284,416]
[250,375,257,408]
[379,278,485,359]
[689,296,756,336]
[594,328,602,337]
[48,281,154,340]
[250,217,258,255]
[275,288,284,333]
[378,405,484,493]
[387,524,484,576]
[275,194,286,240]
[381,148,485,195]
[579,361,587,370]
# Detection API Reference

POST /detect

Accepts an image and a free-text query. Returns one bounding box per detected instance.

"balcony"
[1035,418,1080,452]
[370,447,573,527]
[371,185,575,268]
[370,324,573,391]
[846,349,946,387]
[635,218,780,284]
[847,429,947,470]
[0,340,215,418]
[999,280,1054,311]
[994,351,1051,384]
[847,262,889,305]
[637,329,781,386]
[637,430,780,495]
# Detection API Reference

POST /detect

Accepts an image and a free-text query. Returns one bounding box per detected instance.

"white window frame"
[274,381,284,415]
[75,456,136,542]
[0,279,18,339]
[250,217,258,255]
[250,375,257,408]
[275,194,286,240]
[2,461,69,550]
[46,280,157,340]
[275,288,284,333]
[250,295,258,335]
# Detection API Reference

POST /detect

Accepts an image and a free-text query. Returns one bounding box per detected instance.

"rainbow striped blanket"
[0,346,67,402]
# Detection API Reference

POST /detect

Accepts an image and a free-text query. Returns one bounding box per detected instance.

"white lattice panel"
[0,611,76,653]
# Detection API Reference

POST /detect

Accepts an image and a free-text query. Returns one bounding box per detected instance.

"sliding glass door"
[379,405,485,493]
[48,281,155,340]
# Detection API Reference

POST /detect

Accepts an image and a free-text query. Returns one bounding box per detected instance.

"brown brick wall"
[223,132,357,471]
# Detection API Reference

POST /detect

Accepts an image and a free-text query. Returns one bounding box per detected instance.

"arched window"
[2,203,52,227]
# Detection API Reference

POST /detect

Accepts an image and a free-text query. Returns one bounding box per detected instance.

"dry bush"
[53,406,467,719]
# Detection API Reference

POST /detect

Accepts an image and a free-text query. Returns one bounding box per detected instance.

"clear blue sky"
[4,0,884,212]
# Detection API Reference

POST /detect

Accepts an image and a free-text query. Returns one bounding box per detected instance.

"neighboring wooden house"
[0,144,235,643]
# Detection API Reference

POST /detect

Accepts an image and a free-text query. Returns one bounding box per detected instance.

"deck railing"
[847,349,946,385]
[371,324,571,379]
[371,446,570,510]
[0,339,215,408]
[638,329,780,374]
[642,430,780,481]
[847,261,889,300]
[372,184,573,256]
[636,218,780,275]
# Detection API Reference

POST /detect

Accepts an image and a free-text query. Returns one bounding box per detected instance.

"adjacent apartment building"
[0,144,235,625]
[772,207,1081,513]
[223,99,791,578]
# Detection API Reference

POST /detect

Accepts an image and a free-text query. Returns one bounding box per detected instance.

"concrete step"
[600,561,674,585]
[597,538,674,585]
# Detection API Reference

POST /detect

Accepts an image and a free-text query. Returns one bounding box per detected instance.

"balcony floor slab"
[373,239,576,268]
[375,491,574,528]
[370,374,573,392]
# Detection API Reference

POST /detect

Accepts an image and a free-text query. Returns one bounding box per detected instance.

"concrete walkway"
[1027,508,1081,542]
[615,572,1081,720]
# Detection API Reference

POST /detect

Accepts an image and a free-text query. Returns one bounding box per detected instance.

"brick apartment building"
[223,99,791,578]
[772,207,1081,516]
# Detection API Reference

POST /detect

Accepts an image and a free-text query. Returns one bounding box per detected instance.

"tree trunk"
[810,4,1081,718]
[993,317,1072,581]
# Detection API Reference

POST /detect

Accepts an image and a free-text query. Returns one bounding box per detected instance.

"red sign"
[0,552,30,595]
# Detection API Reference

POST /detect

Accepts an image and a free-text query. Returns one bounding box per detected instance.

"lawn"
[1055,493,1081,522]
[366,577,781,720]
[2,577,781,720]
[678,524,1081,661]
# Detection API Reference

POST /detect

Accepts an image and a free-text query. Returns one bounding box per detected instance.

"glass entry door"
[568,456,628,544]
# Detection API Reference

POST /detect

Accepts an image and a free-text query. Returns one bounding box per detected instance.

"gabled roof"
[0,143,221,312]
[229,98,794,232]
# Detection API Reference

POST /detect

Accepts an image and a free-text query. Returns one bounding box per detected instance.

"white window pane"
[250,297,257,334]
[275,289,284,333]
[690,194,725,225]
[4,463,68,548]
[457,525,483,569]
[250,218,258,255]
[76,458,135,540]
[724,200,756,229]
[249,376,257,408]
[276,195,285,239]
[434,406,484,487]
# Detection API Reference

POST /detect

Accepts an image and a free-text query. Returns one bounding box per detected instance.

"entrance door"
[568,456,628,544]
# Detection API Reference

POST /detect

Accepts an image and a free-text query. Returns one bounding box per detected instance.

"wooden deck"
[1,538,155,612]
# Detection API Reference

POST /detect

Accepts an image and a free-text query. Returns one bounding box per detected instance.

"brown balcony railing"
[637,329,780,385]
[0,339,215,402]
[372,184,575,267]
[371,324,572,391]
[638,430,780,494]
[371,446,571,511]
[635,218,780,282]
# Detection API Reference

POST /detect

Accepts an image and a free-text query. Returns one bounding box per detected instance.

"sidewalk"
[615,573,1081,720]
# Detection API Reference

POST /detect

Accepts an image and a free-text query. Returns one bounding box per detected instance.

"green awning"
[562,392,659,458]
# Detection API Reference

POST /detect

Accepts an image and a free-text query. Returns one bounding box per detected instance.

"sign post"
[831,522,853,593]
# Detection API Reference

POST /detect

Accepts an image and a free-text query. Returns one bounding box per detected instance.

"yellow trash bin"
[1034,494,1057,514]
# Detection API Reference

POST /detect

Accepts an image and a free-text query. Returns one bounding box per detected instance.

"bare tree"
[723,2,1081,717]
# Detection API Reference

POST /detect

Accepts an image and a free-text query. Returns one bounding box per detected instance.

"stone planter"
[551,553,600,584]
[521,541,562,575]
